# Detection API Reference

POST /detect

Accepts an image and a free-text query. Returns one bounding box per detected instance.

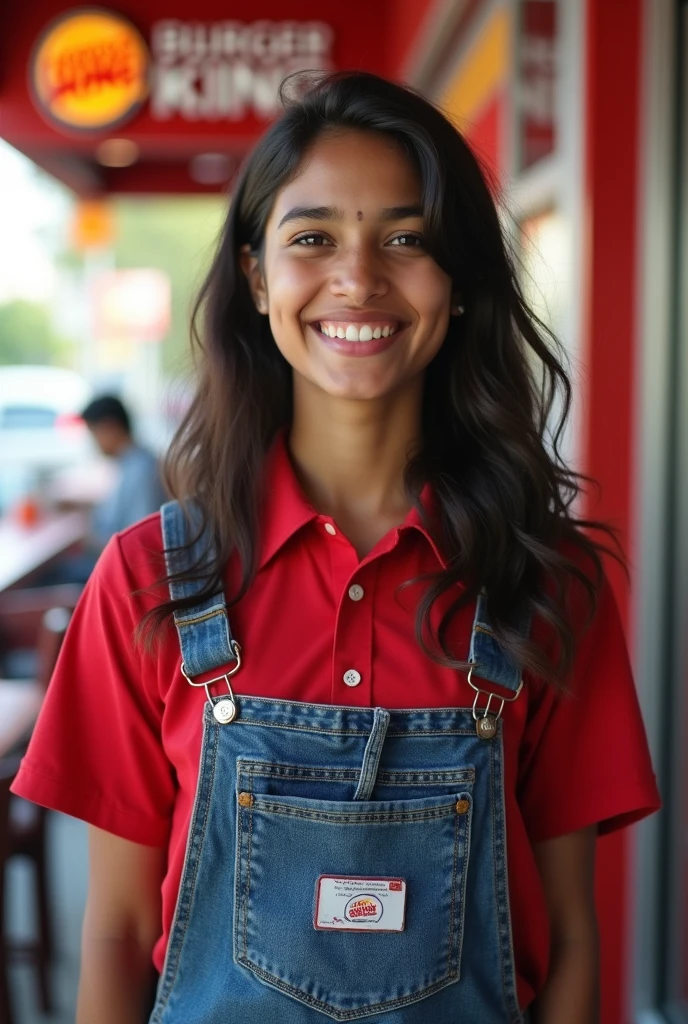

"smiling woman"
[11,71,660,1024]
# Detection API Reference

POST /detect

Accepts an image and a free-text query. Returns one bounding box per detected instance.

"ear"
[239,243,268,314]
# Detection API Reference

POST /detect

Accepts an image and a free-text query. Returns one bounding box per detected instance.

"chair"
[0,590,78,1018]
[0,585,82,682]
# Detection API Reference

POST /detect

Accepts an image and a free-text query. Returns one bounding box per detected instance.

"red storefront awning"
[0,1,438,194]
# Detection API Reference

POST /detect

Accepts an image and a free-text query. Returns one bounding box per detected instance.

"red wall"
[382,0,440,81]
[465,93,504,187]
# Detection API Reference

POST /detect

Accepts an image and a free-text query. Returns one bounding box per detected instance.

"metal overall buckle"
[467,665,523,740]
[181,640,242,724]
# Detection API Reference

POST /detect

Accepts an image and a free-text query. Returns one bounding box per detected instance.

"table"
[0,511,88,593]
[45,459,115,508]
[0,679,42,758]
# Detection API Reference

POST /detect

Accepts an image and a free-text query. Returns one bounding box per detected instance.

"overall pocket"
[234,769,474,1020]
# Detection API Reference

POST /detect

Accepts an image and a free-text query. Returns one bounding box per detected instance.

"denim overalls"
[150,501,529,1024]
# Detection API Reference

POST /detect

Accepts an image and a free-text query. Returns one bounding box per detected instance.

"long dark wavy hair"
[142,71,618,686]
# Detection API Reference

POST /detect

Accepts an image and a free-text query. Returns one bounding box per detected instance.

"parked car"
[0,365,93,513]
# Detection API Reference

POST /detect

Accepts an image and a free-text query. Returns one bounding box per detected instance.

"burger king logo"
[344,894,383,923]
[30,8,149,132]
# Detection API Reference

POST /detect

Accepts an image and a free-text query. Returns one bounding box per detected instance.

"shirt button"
[348,584,364,602]
[324,523,337,536]
[343,669,361,687]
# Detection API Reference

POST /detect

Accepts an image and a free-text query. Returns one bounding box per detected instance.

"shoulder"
[94,512,165,597]
[538,533,616,642]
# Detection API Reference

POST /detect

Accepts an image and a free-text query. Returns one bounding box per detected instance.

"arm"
[77,826,166,1024]
[530,826,599,1024]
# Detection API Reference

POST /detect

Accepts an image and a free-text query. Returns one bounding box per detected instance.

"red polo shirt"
[12,435,660,1009]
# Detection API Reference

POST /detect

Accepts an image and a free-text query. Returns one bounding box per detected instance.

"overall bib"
[150,501,529,1024]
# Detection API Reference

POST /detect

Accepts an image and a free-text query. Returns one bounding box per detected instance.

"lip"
[308,322,408,357]
[309,311,408,325]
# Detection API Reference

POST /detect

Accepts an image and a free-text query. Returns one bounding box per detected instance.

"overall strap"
[160,500,239,680]
[468,592,530,694]
[467,592,531,738]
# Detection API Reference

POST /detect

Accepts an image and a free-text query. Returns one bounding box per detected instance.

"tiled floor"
[7,811,87,1024]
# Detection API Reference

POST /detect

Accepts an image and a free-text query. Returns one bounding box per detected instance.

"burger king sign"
[30,8,149,132]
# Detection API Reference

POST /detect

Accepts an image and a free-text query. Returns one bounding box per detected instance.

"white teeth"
[318,321,400,341]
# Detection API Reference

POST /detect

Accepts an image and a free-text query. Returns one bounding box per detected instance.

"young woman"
[12,72,660,1024]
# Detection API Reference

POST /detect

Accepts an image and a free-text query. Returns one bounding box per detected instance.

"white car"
[0,365,93,513]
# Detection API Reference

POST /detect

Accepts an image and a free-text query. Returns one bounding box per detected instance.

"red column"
[582,1,643,1021]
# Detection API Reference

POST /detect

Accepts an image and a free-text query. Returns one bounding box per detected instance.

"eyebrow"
[277,204,423,229]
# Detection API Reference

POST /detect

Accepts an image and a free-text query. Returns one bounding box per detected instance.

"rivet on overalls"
[455,799,470,815]
[476,715,497,740]
[238,792,254,808]
[213,699,237,724]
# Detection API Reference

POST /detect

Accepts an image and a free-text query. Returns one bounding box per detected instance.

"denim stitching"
[490,727,510,1016]
[230,694,478,723]
[448,803,459,976]
[456,794,472,978]
[243,774,255,962]
[151,717,219,1020]
[233,773,247,967]
[377,769,474,784]
[176,607,227,627]
[236,951,461,1019]
[249,799,458,824]
[235,718,476,737]
[491,732,523,1023]
[237,760,476,786]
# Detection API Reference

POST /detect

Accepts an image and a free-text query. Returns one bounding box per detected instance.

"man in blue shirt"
[81,395,166,545]
[39,396,166,585]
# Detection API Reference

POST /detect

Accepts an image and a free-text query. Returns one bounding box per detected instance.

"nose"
[329,245,389,305]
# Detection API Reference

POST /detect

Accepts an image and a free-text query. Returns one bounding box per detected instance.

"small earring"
[257,299,268,314]
[452,304,465,316]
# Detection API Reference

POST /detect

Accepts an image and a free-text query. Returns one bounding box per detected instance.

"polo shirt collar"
[257,432,319,570]
[257,432,448,571]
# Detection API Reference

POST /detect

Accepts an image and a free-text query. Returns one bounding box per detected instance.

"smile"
[315,321,402,342]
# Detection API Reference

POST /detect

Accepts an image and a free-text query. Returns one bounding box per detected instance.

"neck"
[288,375,423,528]
[113,436,133,457]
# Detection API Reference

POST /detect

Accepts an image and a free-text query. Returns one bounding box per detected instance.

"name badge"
[314,875,406,932]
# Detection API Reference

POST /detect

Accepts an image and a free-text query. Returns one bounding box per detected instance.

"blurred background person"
[37,395,167,585]
[81,394,166,550]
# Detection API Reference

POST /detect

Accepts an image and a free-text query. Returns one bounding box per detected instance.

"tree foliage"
[0,300,70,366]
[112,197,225,373]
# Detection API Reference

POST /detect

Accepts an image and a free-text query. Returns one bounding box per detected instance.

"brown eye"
[388,234,424,247]
[293,233,332,246]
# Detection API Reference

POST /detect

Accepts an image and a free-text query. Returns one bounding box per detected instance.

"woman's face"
[244,130,453,402]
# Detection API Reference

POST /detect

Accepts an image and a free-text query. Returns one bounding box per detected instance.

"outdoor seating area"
[0,505,90,1023]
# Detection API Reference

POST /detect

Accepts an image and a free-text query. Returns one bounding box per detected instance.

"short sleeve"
[11,530,174,846]
[517,576,661,842]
